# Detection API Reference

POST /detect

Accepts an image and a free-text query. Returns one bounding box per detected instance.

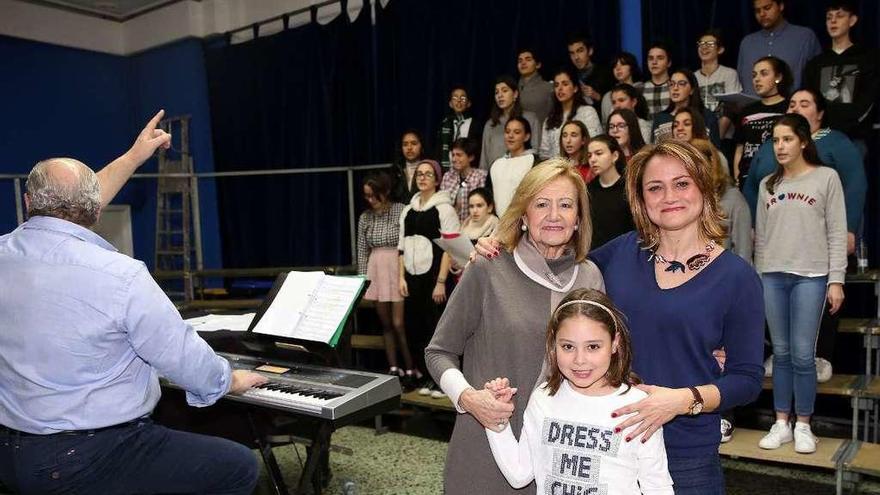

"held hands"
[827,283,844,314]
[485,377,518,404]
[459,384,516,433]
[124,110,172,168]
[712,349,726,372]
[229,370,268,395]
[610,385,691,443]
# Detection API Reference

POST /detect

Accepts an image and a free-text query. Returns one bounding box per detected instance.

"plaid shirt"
[440,168,488,221]
[641,80,670,120]
[356,202,405,275]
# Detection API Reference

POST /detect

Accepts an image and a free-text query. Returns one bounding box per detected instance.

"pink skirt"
[364,247,402,302]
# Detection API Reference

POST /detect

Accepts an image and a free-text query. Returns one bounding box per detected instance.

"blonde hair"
[494,158,592,261]
[689,138,734,198]
[625,141,727,250]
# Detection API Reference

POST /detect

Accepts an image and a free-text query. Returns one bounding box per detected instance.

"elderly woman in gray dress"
[425,158,604,494]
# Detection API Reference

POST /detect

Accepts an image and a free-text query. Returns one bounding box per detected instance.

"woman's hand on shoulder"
[611,385,691,442]
[460,386,516,433]
[472,237,502,262]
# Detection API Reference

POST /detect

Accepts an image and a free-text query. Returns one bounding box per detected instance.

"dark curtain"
[205,0,619,268]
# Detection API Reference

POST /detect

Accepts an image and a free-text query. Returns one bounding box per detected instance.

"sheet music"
[434,234,475,267]
[252,271,325,338]
[296,276,365,343]
[185,313,255,332]
[251,271,365,344]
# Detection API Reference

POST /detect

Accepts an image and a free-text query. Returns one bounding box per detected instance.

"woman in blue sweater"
[589,141,764,493]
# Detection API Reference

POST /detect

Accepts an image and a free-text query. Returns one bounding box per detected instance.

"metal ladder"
[154,115,202,302]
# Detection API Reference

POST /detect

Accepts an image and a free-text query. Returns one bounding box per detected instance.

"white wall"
[0,0,361,55]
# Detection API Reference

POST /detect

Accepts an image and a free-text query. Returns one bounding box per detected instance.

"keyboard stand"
[249,411,290,495]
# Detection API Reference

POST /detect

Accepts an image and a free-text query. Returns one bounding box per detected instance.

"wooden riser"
[847,442,880,478]
[719,427,846,470]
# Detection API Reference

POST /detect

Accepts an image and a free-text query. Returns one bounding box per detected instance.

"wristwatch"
[687,386,704,415]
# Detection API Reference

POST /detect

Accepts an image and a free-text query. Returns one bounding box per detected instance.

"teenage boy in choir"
[440,137,487,222]
[804,0,878,156]
[517,48,555,126]
[567,33,612,108]
[438,87,475,169]
[737,0,821,95]
[695,29,741,139]
[642,42,672,119]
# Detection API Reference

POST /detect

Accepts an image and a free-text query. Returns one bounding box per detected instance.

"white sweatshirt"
[486,381,673,494]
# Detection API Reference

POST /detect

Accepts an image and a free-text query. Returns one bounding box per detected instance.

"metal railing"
[1,162,390,265]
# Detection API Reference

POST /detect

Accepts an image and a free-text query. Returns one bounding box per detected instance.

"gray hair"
[26,158,101,227]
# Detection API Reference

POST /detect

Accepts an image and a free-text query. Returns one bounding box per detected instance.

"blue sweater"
[743,128,866,233]
[590,232,764,457]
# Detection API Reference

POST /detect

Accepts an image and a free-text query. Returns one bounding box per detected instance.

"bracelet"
[436,279,446,285]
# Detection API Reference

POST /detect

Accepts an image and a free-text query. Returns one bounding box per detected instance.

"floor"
[254,424,880,495]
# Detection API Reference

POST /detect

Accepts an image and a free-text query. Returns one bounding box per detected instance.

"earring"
[521,224,527,232]
[574,225,579,231]
[775,80,780,84]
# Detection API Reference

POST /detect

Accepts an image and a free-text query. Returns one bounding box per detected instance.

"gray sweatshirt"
[720,185,753,264]
[755,166,847,284]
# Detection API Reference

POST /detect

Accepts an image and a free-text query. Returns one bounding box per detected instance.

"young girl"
[356,172,414,378]
[489,116,537,217]
[586,135,634,249]
[558,120,593,183]
[601,52,644,122]
[484,289,673,494]
[650,68,720,147]
[480,75,541,171]
[755,114,846,454]
[539,68,603,160]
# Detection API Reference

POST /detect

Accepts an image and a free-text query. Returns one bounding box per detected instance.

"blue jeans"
[0,418,259,494]
[668,454,725,494]
[762,272,828,416]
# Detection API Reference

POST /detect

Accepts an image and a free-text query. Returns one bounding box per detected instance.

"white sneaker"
[764,355,773,377]
[720,419,734,443]
[816,358,833,383]
[794,422,818,454]
[758,420,793,449]
[430,389,447,399]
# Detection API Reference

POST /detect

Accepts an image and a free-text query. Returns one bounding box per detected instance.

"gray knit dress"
[426,251,604,494]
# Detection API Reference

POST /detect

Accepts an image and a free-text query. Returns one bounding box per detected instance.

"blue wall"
[0,35,221,271]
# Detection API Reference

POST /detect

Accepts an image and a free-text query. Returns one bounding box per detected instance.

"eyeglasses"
[696,41,718,48]
[667,79,690,88]
[451,96,469,103]
[415,171,436,179]
[607,123,628,131]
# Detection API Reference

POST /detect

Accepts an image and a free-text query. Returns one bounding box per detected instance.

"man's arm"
[96,110,172,208]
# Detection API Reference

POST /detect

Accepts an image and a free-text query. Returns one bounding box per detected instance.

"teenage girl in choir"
[461,188,499,244]
[489,116,537,217]
[601,52,644,123]
[484,288,673,494]
[389,129,425,202]
[606,108,646,164]
[651,69,720,147]
[539,67,603,160]
[755,114,846,454]
[672,108,730,178]
[399,159,461,392]
[558,120,593,183]
[480,75,541,171]
[586,135,634,249]
[356,172,414,379]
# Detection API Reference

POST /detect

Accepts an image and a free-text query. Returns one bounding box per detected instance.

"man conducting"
[0,111,267,494]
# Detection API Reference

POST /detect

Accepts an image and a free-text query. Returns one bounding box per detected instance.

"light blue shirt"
[737,21,821,95]
[0,216,231,434]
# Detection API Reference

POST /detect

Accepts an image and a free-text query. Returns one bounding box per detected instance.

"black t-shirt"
[734,99,787,182]
[587,176,634,249]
